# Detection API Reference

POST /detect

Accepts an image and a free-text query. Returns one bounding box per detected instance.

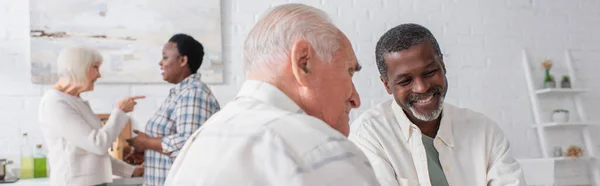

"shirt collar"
[391,100,414,142]
[170,73,202,94]
[390,101,454,147]
[236,80,304,114]
[437,104,454,147]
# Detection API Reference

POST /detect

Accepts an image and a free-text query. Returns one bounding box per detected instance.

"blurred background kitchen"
[1,0,599,185]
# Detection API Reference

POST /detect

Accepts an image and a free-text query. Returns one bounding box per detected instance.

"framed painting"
[30,0,223,84]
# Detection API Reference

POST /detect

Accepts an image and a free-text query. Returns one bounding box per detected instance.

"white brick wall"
[2,0,600,184]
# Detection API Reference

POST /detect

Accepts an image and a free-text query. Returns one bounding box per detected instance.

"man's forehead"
[343,52,359,69]
[383,41,436,61]
[339,43,357,62]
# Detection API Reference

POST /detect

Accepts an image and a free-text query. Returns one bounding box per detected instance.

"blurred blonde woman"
[38,46,144,186]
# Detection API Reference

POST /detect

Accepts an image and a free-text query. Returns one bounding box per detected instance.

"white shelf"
[522,49,600,184]
[532,122,596,129]
[519,156,595,162]
[551,156,595,161]
[535,88,587,95]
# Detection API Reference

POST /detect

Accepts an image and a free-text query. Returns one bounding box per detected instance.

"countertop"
[0,177,143,186]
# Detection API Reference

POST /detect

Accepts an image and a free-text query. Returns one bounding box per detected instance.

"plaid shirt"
[144,73,220,186]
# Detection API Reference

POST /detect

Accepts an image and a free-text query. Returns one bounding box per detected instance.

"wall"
[1,0,599,184]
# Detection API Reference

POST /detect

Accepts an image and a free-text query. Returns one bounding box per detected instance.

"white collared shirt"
[164,80,380,186]
[349,99,525,186]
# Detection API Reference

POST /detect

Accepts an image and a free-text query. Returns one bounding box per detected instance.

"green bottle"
[34,144,47,178]
[20,133,34,179]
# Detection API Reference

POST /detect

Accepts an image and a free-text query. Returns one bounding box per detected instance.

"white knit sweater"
[38,89,135,186]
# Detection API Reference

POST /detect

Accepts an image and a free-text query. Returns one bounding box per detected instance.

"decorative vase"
[553,146,563,157]
[543,70,556,88]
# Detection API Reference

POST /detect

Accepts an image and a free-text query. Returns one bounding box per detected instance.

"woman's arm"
[127,89,219,157]
[41,100,129,155]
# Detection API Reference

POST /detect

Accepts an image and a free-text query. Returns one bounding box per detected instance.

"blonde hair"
[56,46,103,84]
[243,3,341,76]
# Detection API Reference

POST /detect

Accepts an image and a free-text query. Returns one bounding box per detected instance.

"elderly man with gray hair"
[164,3,379,186]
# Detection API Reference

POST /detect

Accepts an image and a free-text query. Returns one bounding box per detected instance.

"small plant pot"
[552,111,569,123]
[544,80,556,88]
[561,80,571,88]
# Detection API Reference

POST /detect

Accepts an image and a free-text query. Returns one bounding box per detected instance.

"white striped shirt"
[165,80,380,186]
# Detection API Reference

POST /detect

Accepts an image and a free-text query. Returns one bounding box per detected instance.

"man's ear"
[290,40,312,86]
[380,76,393,94]
[179,55,189,68]
[440,60,446,74]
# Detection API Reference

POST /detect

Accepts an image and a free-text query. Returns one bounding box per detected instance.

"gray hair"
[375,23,443,81]
[56,46,102,84]
[243,3,341,76]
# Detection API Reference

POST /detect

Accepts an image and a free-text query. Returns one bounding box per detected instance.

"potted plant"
[542,59,555,88]
[552,109,569,123]
[544,75,556,88]
[561,75,571,88]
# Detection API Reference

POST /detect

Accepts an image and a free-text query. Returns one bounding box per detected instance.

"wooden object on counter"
[97,114,131,161]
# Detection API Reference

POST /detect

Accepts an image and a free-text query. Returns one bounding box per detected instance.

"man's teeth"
[416,95,434,103]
